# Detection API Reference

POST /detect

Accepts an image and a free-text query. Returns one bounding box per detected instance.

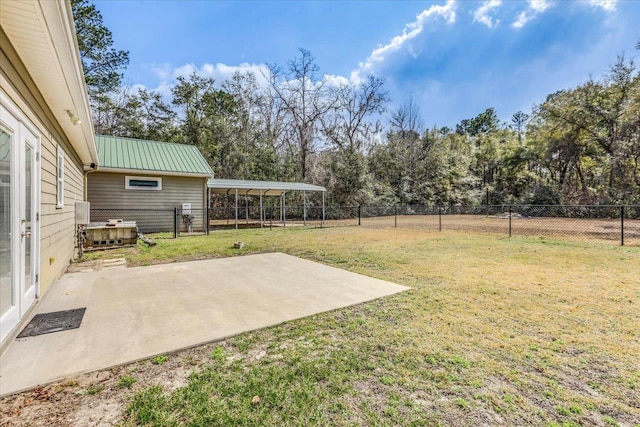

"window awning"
[207,179,325,196]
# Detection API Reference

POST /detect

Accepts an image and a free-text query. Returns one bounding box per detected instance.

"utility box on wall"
[182,203,191,214]
[75,201,90,225]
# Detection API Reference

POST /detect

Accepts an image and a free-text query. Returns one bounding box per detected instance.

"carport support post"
[303,191,307,226]
[259,190,263,228]
[235,189,238,230]
[621,205,625,246]
[283,192,286,227]
[173,207,178,238]
[508,205,512,238]
[206,206,210,235]
[322,192,325,227]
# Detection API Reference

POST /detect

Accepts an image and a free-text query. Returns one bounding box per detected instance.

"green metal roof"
[96,135,214,176]
[208,178,325,196]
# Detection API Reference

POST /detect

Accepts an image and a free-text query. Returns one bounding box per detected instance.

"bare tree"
[321,75,389,152]
[385,98,425,204]
[257,85,288,152]
[264,49,335,180]
[319,76,389,205]
[91,86,175,141]
[389,97,424,137]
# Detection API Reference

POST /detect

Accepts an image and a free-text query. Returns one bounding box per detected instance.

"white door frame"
[0,94,40,343]
[19,126,38,316]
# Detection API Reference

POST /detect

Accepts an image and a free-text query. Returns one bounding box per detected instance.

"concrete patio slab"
[0,253,409,396]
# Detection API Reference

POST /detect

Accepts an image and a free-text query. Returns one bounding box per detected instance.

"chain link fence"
[360,205,639,246]
[91,208,209,237]
[91,205,639,246]
[91,209,174,234]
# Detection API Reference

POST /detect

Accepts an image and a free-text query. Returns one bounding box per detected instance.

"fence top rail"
[356,204,640,209]
[213,204,640,209]
[91,208,178,212]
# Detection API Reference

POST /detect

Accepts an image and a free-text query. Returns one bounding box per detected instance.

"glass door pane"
[24,145,32,293]
[0,128,12,317]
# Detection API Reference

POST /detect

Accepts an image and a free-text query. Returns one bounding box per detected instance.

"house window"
[125,176,162,190]
[56,146,64,207]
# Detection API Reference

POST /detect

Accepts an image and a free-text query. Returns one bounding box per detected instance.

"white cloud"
[351,0,457,83]
[511,0,552,29]
[511,11,529,28]
[125,62,274,101]
[323,74,350,87]
[204,62,270,84]
[172,63,197,79]
[587,0,617,12]
[137,61,357,102]
[148,62,271,89]
[474,0,502,29]
[530,0,552,12]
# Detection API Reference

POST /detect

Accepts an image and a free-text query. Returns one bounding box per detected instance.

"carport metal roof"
[207,178,326,229]
[207,178,325,196]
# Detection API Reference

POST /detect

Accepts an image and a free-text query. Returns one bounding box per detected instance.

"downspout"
[83,163,98,200]
[80,163,98,262]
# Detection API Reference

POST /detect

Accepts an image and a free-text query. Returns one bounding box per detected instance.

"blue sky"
[94,0,639,128]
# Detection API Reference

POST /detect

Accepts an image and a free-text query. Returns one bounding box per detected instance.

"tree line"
[73,0,640,207]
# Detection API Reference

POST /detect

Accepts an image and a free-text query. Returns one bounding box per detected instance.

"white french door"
[1,100,39,344]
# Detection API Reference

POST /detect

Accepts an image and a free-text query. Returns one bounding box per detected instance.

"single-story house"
[87,135,214,233]
[1,1,99,346]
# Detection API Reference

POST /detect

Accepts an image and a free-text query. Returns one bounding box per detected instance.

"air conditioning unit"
[182,203,191,215]
[75,201,90,225]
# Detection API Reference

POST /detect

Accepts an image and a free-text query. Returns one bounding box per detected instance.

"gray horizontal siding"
[88,172,206,233]
[2,31,86,294]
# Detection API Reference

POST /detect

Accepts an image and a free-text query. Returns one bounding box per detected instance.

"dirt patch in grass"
[2,227,639,426]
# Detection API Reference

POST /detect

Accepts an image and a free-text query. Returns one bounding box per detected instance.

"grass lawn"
[81,227,639,426]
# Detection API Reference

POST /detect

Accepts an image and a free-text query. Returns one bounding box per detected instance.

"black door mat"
[17,308,86,338]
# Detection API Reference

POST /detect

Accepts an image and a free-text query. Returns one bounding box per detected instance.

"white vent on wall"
[75,201,90,225]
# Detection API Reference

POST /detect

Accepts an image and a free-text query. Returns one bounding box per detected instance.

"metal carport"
[207,178,326,229]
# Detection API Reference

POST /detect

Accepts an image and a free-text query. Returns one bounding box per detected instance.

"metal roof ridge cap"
[96,166,214,177]
[96,134,196,149]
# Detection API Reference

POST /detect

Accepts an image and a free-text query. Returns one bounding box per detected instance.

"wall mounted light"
[65,109,81,125]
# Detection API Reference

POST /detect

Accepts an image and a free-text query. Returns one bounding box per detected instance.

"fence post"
[394,205,397,228]
[173,207,178,238]
[358,205,361,226]
[269,206,273,230]
[621,205,625,246]
[508,205,512,238]
[439,207,442,231]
